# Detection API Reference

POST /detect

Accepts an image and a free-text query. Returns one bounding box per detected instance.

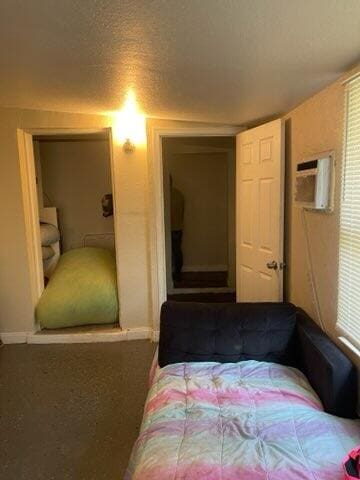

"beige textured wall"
[0,107,150,333]
[39,140,114,251]
[165,152,229,268]
[284,65,360,366]
[2,67,360,345]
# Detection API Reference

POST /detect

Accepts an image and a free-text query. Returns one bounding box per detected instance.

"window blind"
[338,74,360,350]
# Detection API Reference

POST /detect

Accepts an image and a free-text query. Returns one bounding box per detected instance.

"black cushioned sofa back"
[159,301,298,367]
[159,301,358,418]
[296,308,357,419]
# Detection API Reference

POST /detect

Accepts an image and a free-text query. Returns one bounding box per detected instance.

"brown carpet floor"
[0,340,156,480]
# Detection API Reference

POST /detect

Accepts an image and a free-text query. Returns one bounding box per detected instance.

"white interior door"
[236,119,284,302]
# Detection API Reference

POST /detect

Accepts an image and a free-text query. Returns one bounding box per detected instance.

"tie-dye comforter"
[126,361,360,479]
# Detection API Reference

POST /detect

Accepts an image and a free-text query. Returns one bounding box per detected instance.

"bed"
[126,302,360,480]
[36,246,118,329]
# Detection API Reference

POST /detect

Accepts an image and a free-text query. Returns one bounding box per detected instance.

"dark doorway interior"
[162,136,236,302]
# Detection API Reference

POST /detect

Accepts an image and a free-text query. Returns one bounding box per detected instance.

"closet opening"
[25,129,120,333]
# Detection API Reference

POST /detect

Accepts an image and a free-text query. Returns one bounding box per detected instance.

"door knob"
[266,260,278,270]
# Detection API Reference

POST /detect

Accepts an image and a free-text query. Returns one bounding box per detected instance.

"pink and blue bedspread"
[126,361,360,479]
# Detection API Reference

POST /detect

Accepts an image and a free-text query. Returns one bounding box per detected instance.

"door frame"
[147,124,241,332]
[17,127,120,331]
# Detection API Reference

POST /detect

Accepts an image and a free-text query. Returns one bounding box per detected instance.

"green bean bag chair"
[36,247,119,329]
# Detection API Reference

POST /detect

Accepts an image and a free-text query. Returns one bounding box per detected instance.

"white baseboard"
[181,265,228,272]
[1,332,30,344]
[126,327,153,341]
[151,330,160,342]
[1,327,157,345]
[28,330,128,344]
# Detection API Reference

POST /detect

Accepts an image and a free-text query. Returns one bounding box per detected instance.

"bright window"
[338,74,360,350]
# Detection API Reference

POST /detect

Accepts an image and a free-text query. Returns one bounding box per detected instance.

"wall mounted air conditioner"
[295,152,334,211]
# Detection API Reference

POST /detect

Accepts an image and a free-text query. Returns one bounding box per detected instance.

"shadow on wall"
[284,117,292,302]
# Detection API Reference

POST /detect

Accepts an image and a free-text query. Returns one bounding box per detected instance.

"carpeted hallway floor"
[0,340,157,480]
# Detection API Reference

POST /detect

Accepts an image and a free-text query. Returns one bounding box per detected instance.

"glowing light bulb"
[113,90,146,149]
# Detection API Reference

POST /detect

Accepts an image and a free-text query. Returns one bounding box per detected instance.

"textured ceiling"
[0,0,359,125]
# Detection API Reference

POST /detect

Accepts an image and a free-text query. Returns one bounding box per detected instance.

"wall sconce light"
[113,90,146,152]
[123,138,135,153]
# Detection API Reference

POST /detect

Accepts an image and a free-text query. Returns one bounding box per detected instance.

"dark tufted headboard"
[159,301,298,366]
[158,301,358,418]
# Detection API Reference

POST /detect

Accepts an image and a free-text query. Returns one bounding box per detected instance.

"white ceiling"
[0,0,359,125]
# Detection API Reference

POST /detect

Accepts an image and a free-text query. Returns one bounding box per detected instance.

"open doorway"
[149,120,284,328]
[162,136,236,302]
[31,131,119,331]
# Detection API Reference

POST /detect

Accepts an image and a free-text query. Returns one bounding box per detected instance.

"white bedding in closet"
[41,245,55,260]
[40,223,59,246]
